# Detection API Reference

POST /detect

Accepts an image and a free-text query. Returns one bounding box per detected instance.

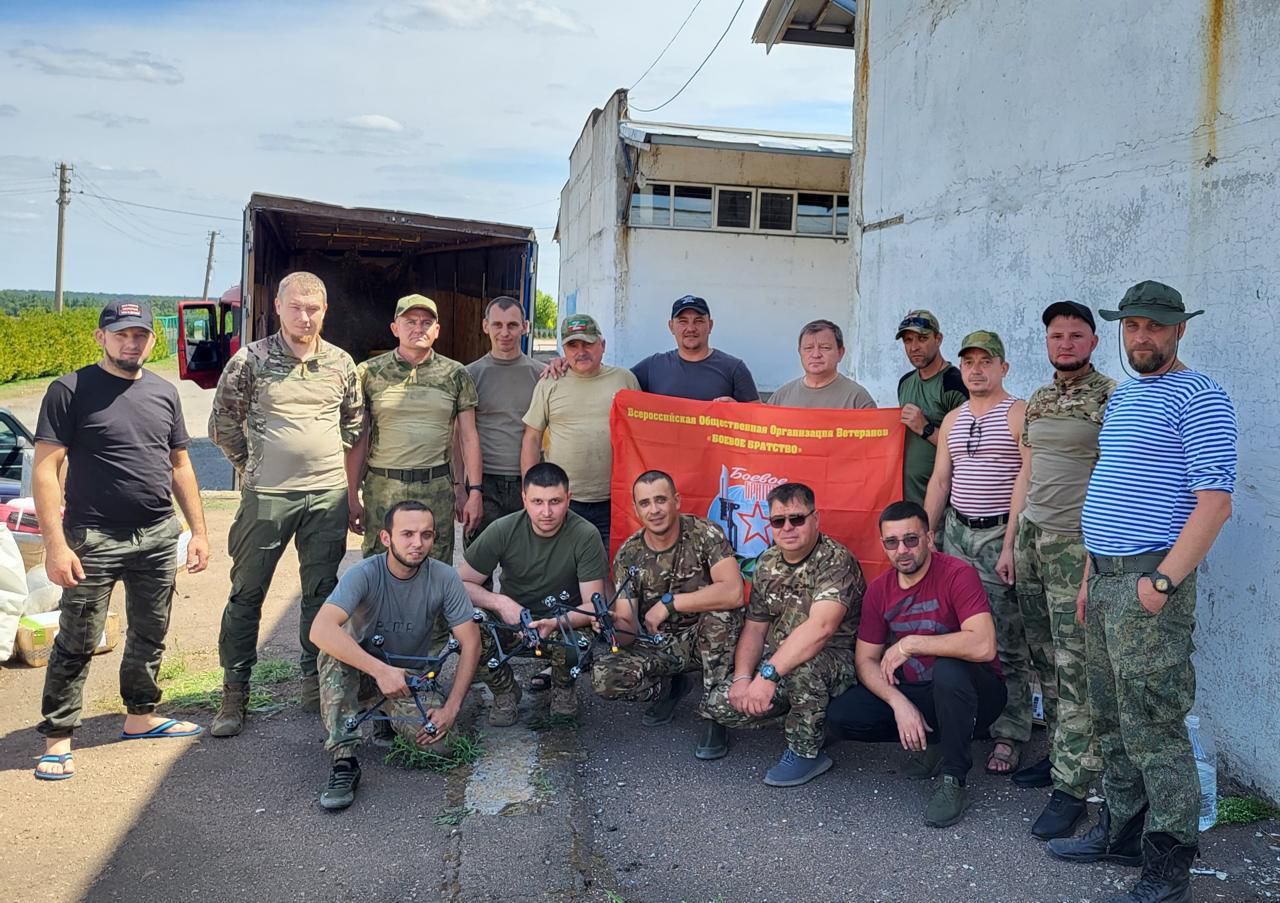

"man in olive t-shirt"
[768,319,875,409]
[895,310,968,504]
[459,463,608,720]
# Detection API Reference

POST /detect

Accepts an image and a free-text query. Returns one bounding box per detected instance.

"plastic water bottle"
[1186,714,1217,832]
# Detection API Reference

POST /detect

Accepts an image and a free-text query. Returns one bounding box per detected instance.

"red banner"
[609,390,905,580]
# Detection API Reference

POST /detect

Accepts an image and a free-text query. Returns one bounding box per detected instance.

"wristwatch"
[660,592,677,617]
[1149,571,1177,595]
[465,483,483,494]
[921,422,937,440]
[759,662,781,683]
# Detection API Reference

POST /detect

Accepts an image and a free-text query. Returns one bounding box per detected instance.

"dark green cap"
[1099,280,1204,325]
[560,313,602,344]
[895,309,940,339]
[958,330,1006,360]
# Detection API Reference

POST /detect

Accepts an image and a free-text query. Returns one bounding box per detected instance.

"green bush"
[535,290,557,330]
[0,309,170,383]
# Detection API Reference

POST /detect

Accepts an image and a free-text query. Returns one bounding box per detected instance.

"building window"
[716,188,752,229]
[758,191,794,231]
[836,195,850,235]
[630,183,672,226]
[673,185,713,228]
[797,193,836,235]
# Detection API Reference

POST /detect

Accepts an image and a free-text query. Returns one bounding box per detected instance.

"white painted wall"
[849,0,1280,794]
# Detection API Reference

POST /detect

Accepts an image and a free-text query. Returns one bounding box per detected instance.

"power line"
[630,0,746,114]
[77,171,207,240]
[73,188,240,222]
[629,0,705,90]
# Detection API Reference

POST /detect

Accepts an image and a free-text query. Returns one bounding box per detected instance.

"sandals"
[120,718,204,740]
[986,740,1021,775]
[34,753,75,781]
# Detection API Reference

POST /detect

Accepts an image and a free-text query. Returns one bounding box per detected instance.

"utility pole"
[54,162,73,313]
[201,230,217,301]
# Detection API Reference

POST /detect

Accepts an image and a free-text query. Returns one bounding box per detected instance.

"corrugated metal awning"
[619,119,851,158]
[751,0,856,52]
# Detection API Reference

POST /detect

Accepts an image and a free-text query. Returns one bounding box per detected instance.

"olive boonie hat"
[395,294,438,318]
[895,309,940,339]
[560,313,602,344]
[1041,300,1096,332]
[1099,280,1204,325]
[958,330,1006,360]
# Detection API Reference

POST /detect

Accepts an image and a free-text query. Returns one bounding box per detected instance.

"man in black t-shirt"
[31,299,210,781]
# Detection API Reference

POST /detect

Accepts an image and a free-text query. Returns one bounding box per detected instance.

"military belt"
[485,474,522,482]
[953,511,1010,529]
[1089,551,1169,576]
[368,464,451,483]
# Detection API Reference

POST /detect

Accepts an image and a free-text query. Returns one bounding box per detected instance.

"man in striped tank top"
[924,331,1035,778]
[1049,282,1236,903]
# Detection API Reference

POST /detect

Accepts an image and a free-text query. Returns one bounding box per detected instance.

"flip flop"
[120,718,204,740]
[34,753,75,781]
[985,740,1021,775]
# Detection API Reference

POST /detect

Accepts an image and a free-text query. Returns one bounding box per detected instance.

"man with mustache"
[591,470,745,760]
[895,310,968,504]
[1049,281,1236,903]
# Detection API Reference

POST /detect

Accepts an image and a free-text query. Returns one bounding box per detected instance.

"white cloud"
[342,114,405,133]
[0,104,17,116]
[9,41,183,84]
[374,0,588,35]
[0,210,40,221]
[76,111,151,128]
[79,162,162,181]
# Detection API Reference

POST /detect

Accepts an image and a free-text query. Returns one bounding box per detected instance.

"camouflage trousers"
[591,609,743,719]
[361,472,456,563]
[319,651,445,761]
[1087,568,1199,844]
[703,647,857,758]
[462,474,524,551]
[38,517,181,738]
[428,614,518,697]
[944,511,1034,744]
[1014,516,1101,798]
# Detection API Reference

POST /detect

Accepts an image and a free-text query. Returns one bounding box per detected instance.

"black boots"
[1046,805,1145,867]
[1031,789,1088,840]
[1108,833,1197,903]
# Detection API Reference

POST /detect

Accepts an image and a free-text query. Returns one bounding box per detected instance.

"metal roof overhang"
[246,193,536,254]
[619,120,852,159]
[751,0,856,52]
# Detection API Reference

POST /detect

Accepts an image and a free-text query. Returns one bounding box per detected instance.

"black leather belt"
[1090,552,1169,576]
[486,474,522,482]
[368,464,451,483]
[953,511,1010,529]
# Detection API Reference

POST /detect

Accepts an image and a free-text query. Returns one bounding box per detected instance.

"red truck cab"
[176,285,241,390]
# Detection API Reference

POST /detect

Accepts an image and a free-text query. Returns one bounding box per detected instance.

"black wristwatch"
[921,422,937,440]
[760,662,781,683]
[465,483,483,494]
[660,592,677,617]
[1149,571,1177,595]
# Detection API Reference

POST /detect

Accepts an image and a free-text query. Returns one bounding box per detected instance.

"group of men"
[29,272,1235,903]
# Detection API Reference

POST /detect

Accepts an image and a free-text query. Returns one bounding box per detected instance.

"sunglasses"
[768,511,815,530]
[966,420,982,456]
[898,316,935,332]
[881,534,922,551]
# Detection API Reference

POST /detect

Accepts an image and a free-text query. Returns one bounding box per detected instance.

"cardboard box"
[14,610,120,667]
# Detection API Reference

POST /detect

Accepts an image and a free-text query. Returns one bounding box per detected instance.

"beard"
[107,353,143,373]
[894,552,927,575]
[389,543,427,571]
[1128,345,1172,374]
[1053,354,1091,373]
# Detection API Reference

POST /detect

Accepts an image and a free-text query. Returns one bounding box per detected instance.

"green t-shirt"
[463,510,607,616]
[359,350,478,469]
[897,364,968,504]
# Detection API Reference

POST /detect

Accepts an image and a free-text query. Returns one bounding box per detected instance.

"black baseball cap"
[671,295,711,318]
[99,299,154,333]
[1041,300,1096,332]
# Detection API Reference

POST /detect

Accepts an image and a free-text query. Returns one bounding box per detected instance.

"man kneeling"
[826,500,1006,828]
[592,470,744,759]
[702,482,865,787]
[310,500,481,810]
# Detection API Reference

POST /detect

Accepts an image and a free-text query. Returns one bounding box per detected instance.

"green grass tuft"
[435,805,472,827]
[384,731,484,773]
[1217,795,1279,825]
[159,655,299,713]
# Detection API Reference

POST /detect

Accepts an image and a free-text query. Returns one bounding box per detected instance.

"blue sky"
[0,0,855,298]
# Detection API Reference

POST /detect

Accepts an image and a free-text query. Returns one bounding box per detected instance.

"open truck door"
[176,285,241,389]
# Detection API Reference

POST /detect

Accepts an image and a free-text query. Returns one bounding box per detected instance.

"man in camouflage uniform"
[349,293,484,564]
[703,483,864,787]
[209,272,362,736]
[591,471,745,759]
[309,500,482,810]
[1005,301,1115,840]
[1049,282,1237,902]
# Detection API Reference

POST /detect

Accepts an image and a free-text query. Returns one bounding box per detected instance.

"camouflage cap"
[958,330,1006,360]
[895,309,941,339]
[395,294,438,318]
[560,313,602,344]
[1098,280,1204,325]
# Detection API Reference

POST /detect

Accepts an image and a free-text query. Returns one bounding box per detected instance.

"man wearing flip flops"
[31,299,210,780]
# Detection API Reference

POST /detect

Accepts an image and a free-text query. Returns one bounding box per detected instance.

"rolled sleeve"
[1180,386,1237,493]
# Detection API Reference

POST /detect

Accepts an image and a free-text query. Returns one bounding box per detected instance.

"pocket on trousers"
[1116,604,1181,679]
[1134,660,1195,726]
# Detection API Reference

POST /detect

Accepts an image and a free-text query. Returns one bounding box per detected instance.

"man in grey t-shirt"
[768,319,875,409]
[310,500,481,810]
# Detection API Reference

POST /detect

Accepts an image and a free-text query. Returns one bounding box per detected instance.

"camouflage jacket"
[1022,368,1117,444]
[208,333,362,491]
[747,534,865,652]
[358,349,478,469]
[611,515,736,630]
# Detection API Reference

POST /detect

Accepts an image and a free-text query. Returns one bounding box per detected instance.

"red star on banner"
[736,500,772,548]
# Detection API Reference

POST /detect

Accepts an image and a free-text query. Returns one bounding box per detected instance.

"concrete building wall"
[849,0,1280,793]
